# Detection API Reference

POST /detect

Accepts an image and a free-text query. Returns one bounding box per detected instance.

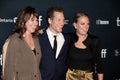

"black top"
[32,48,36,55]
[68,44,93,71]
[68,33,103,73]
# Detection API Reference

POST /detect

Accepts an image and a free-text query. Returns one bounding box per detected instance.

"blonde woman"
[66,12,103,80]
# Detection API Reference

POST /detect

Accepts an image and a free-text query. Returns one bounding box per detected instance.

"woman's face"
[74,16,90,36]
[25,14,38,34]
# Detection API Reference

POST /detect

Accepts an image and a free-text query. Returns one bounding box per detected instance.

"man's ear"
[48,18,52,24]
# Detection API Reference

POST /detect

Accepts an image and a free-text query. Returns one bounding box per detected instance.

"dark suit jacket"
[39,31,71,80]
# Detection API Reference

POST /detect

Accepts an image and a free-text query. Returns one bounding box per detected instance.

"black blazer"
[39,31,71,80]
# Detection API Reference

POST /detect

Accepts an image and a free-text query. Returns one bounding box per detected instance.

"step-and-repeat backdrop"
[0,0,120,80]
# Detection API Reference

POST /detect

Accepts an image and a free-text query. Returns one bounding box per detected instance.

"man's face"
[48,11,65,34]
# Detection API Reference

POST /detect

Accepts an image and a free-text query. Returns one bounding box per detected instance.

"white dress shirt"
[46,28,65,58]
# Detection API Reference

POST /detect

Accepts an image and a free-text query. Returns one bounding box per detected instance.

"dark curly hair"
[14,6,39,38]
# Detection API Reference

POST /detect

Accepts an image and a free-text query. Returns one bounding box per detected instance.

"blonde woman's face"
[74,16,90,36]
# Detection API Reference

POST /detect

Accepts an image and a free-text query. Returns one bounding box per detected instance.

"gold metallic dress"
[66,68,93,80]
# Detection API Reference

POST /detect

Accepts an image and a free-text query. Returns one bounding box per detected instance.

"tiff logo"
[14,16,43,26]
[101,49,107,58]
[116,17,120,26]
[0,54,2,65]
[39,16,42,26]
[14,16,43,27]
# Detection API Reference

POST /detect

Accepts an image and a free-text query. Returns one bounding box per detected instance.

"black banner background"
[0,0,120,80]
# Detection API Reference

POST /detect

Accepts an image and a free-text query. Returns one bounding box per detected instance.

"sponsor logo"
[0,16,69,26]
[65,19,69,24]
[0,17,17,23]
[114,49,120,57]
[0,16,43,26]
[96,19,109,25]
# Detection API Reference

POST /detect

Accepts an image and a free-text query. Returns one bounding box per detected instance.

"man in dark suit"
[39,7,71,80]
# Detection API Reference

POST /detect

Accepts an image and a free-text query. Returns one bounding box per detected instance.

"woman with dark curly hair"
[2,6,42,80]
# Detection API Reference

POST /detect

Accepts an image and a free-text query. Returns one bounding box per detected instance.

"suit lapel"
[57,33,69,58]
